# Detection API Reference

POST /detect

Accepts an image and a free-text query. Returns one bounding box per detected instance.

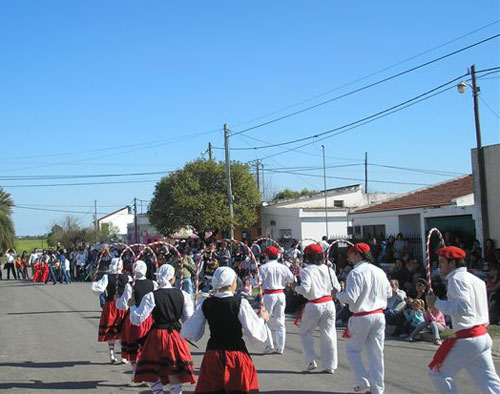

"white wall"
[398,214,421,236]
[350,212,401,237]
[99,208,134,236]
[260,207,303,240]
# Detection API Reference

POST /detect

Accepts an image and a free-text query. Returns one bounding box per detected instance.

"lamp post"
[322,145,329,239]
[458,64,489,245]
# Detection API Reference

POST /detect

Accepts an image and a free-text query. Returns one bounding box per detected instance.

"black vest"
[151,288,184,332]
[105,274,129,301]
[202,296,247,352]
[133,279,154,307]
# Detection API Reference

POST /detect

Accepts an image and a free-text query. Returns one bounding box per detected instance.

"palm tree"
[0,187,15,253]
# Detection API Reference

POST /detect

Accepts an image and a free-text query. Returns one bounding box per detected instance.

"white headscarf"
[156,264,175,288]
[212,266,237,290]
[108,257,123,274]
[134,260,147,278]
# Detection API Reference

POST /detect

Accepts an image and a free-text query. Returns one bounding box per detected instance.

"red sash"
[428,324,487,372]
[263,289,284,295]
[293,295,333,326]
[342,308,384,339]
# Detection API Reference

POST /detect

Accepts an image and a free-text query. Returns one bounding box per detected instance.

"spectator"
[393,233,406,260]
[60,250,71,284]
[28,249,39,279]
[407,304,447,345]
[385,279,407,324]
[15,253,25,279]
[319,235,329,251]
[484,239,496,265]
[21,250,30,280]
[217,243,231,267]
[290,258,302,282]
[4,249,17,280]
[487,267,500,324]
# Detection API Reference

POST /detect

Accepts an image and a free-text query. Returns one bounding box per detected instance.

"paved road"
[0,280,497,393]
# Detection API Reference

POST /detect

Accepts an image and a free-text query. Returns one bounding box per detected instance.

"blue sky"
[1,1,499,236]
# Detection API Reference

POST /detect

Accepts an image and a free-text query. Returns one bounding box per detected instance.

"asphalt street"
[0,280,497,393]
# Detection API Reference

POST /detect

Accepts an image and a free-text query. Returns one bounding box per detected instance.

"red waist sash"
[263,289,284,295]
[308,295,333,304]
[293,295,333,326]
[343,308,384,339]
[428,324,487,372]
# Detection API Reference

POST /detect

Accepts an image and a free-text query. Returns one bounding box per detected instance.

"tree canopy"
[149,160,260,234]
[0,188,15,252]
[272,188,317,201]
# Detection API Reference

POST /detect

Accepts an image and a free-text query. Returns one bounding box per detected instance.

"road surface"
[0,280,496,393]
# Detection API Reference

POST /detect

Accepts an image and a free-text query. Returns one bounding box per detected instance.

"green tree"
[47,216,89,248]
[149,160,260,234]
[272,188,317,201]
[0,188,15,253]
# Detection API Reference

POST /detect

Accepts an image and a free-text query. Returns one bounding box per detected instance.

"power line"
[0,170,171,181]
[221,73,467,152]
[231,20,500,130]
[479,96,500,119]
[14,205,97,215]
[229,33,500,137]
[14,203,129,208]
[1,179,160,188]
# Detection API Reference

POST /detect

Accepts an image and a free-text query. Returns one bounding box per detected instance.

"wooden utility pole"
[364,152,368,194]
[208,142,213,161]
[224,124,235,239]
[94,200,98,244]
[134,198,138,243]
[255,159,260,195]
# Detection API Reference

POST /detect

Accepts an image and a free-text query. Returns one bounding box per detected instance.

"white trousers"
[299,301,337,370]
[264,293,286,351]
[345,313,385,394]
[429,334,500,393]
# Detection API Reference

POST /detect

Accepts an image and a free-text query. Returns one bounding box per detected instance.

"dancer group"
[91,241,500,394]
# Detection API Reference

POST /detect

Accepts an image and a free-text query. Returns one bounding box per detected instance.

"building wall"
[350,213,401,238]
[398,214,421,236]
[301,216,350,240]
[98,208,134,236]
[472,144,500,246]
[260,207,302,240]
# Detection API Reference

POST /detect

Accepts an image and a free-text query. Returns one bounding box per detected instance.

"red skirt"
[32,263,42,283]
[41,265,49,283]
[195,349,259,394]
[134,328,195,385]
[121,313,154,362]
[98,300,127,342]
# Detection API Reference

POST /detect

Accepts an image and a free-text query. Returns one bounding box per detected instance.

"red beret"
[264,246,280,258]
[347,242,371,255]
[436,246,466,260]
[304,244,324,255]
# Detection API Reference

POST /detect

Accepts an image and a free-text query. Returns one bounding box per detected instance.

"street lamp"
[457,64,489,245]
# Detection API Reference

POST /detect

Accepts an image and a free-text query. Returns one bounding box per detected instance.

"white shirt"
[116,278,158,311]
[180,291,269,344]
[91,274,110,294]
[129,282,193,326]
[28,253,39,265]
[387,289,407,312]
[258,260,295,290]
[435,267,489,332]
[5,253,15,264]
[337,261,391,313]
[295,264,340,300]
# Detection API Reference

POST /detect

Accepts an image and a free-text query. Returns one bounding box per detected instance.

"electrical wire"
[0,170,171,181]
[231,20,500,130]
[1,179,159,188]
[229,34,500,137]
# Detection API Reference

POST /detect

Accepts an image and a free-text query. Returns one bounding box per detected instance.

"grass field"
[14,238,48,253]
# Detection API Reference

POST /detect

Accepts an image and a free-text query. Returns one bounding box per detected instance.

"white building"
[127,213,162,244]
[97,206,134,241]
[349,175,476,259]
[260,184,395,242]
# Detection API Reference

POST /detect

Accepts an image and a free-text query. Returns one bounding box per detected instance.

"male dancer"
[92,257,129,363]
[130,264,195,394]
[337,243,391,394]
[258,246,295,354]
[295,243,340,373]
[427,246,500,393]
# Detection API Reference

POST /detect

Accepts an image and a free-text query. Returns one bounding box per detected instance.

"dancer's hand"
[258,309,270,322]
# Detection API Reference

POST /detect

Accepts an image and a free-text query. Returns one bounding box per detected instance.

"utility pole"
[224,124,235,239]
[322,145,329,239]
[261,163,265,201]
[134,197,138,243]
[94,200,98,244]
[364,152,368,194]
[255,159,260,196]
[208,142,213,161]
[470,64,489,244]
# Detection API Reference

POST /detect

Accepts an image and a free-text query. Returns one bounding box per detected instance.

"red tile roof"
[352,175,473,214]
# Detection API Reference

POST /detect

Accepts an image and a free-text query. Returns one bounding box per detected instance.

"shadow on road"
[0,380,112,390]
[0,361,110,368]
[7,310,98,315]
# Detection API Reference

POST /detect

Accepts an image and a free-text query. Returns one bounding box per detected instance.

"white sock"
[149,379,164,394]
[169,383,182,394]
[107,341,115,359]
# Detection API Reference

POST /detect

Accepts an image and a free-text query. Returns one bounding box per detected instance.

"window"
[334,200,344,208]
[279,229,292,239]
